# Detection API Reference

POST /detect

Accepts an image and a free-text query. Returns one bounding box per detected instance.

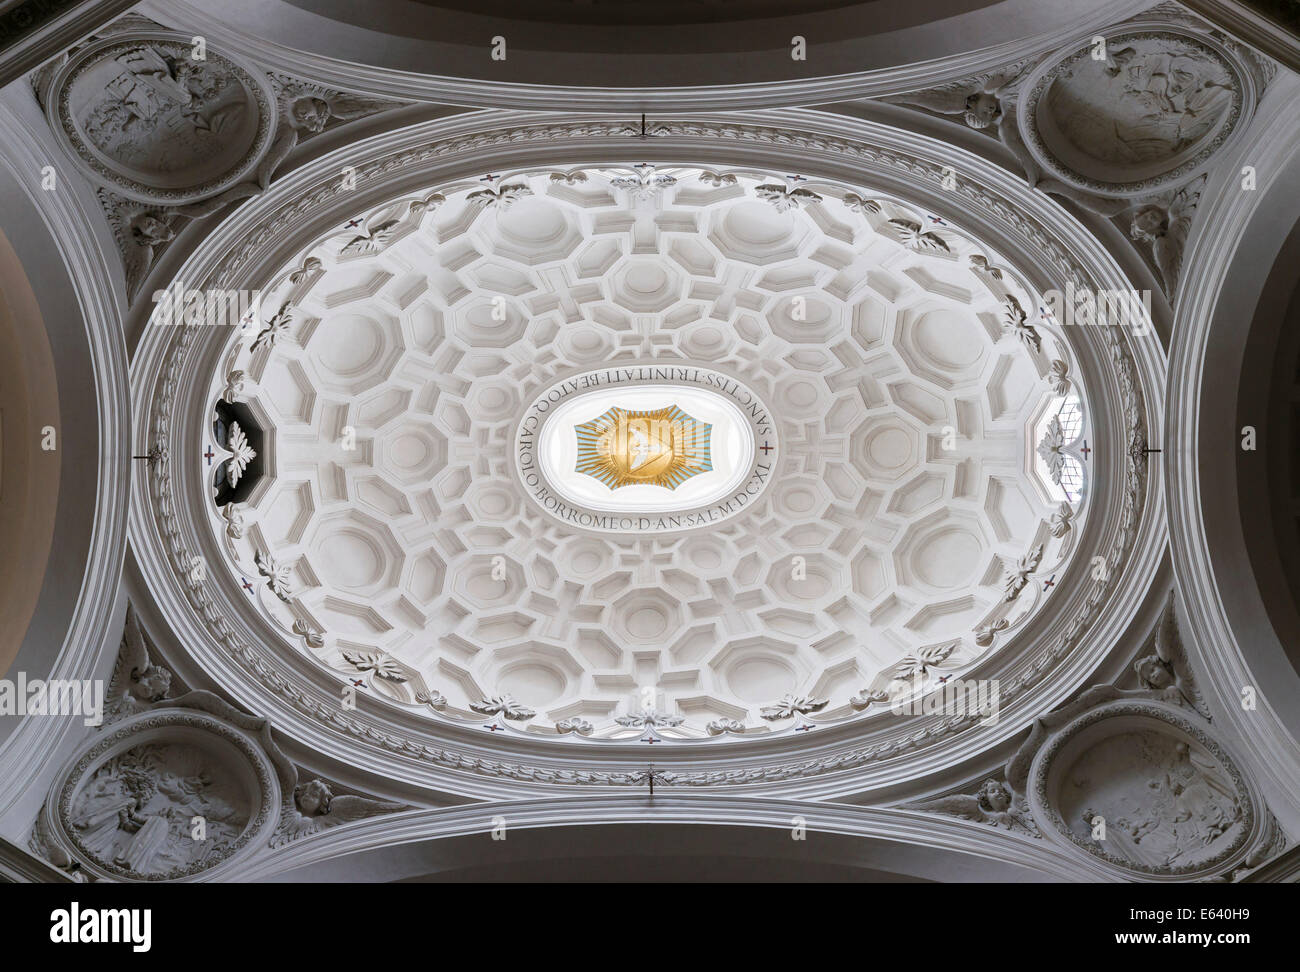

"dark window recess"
[212,400,265,507]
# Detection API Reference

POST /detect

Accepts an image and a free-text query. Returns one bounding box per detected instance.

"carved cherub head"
[1130,205,1169,243]
[290,96,331,133]
[1134,654,1174,690]
[963,91,1002,129]
[977,779,1012,813]
[130,664,172,702]
[130,214,175,247]
[295,779,333,816]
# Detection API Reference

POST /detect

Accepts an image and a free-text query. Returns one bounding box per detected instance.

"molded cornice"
[141,0,1151,111]
[1166,71,1300,836]
[238,795,1108,882]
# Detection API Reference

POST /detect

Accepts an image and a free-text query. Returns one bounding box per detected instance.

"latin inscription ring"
[515,366,779,535]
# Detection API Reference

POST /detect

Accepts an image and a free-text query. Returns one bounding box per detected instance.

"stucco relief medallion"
[1019,27,1249,196]
[48,706,281,881]
[47,30,277,204]
[1027,701,1254,877]
[517,367,776,535]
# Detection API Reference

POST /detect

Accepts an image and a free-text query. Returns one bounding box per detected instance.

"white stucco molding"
[237,795,1107,883]
[1166,70,1300,837]
[127,107,1167,805]
[0,91,131,827]
[142,0,1150,111]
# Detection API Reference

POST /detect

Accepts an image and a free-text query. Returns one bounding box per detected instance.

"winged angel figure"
[172,81,401,221]
[276,778,407,845]
[1132,594,1211,718]
[1129,175,1206,296]
[911,779,1038,836]
[102,193,182,302]
[884,62,1129,217]
[105,605,173,722]
[885,63,1036,160]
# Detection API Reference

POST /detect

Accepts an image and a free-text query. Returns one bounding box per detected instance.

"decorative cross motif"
[794,723,815,732]
[350,678,365,687]
[642,734,661,744]
[1080,441,1091,460]
[203,445,215,465]
[786,174,807,183]
[344,218,363,229]
[1043,574,1056,590]
[479,173,500,183]
[485,723,505,732]
[760,441,774,455]
[240,577,254,594]
[927,214,948,225]
[936,674,952,684]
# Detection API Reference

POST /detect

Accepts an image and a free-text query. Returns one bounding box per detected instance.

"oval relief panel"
[48,30,277,204]
[51,709,279,881]
[1031,702,1253,877]
[1020,27,1249,196]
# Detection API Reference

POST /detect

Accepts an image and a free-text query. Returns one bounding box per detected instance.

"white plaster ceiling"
[203,164,1090,740]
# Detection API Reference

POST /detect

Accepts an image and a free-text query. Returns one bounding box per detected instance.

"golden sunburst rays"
[574,405,712,490]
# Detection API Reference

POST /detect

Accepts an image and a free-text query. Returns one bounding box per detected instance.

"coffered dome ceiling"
[13,0,1300,888]
[194,163,1090,740]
